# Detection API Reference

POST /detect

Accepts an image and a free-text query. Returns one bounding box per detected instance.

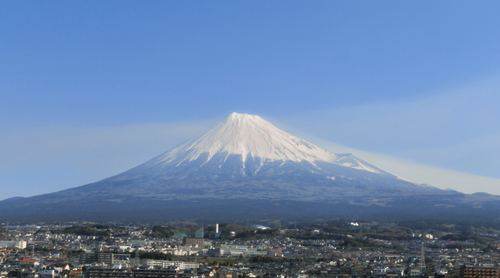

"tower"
[420,241,426,272]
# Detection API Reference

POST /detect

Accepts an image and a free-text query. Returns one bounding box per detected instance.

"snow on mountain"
[149,112,382,174]
[3,112,478,223]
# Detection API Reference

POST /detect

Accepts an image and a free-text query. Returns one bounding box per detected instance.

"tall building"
[80,253,131,265]
[460,266,498,278]
[15,240,27,249]
[183,238,204,247]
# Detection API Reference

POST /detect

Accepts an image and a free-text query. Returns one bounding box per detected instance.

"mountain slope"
[80,112,428,201]
[145,112,383,173]
[2,112,500,222]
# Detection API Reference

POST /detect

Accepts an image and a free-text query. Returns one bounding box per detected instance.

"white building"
[144,260,199,269]
[15,240,27,249]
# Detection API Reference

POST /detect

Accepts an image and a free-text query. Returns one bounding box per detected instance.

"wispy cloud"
[0,120,213,199]
[2,75,500,200]
[275,74,500,184]
[306,138,500,195]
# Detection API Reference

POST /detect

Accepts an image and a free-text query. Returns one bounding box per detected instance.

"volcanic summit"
[2,112,500,222]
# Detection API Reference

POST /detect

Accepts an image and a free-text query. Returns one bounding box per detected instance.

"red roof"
[57,264,69,267]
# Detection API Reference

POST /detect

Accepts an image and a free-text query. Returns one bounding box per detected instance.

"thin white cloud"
[275,74,500,182]
[2,74,500,199]
[265,129,500,195]
[314,140,500,195]
[0,120,213,199]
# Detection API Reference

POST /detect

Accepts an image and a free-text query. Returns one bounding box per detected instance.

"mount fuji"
[2,112,500,222]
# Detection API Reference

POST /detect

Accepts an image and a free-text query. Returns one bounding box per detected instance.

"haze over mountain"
[2,112,500,222]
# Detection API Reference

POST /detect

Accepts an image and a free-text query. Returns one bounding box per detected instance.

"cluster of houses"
[0,224,499,278]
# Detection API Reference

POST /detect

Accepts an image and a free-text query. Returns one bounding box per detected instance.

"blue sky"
[2,1,500,199]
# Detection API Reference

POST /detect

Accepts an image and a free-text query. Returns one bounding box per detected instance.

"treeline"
[233,229,280,240]
[364,233,413,241]
[137,251,173,260]
[340,237,373,248]
[250,256,299,264]
[150,226,174,238]
[55,226,110,237]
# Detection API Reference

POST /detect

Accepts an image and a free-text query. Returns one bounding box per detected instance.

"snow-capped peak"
[152,112,381,173]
